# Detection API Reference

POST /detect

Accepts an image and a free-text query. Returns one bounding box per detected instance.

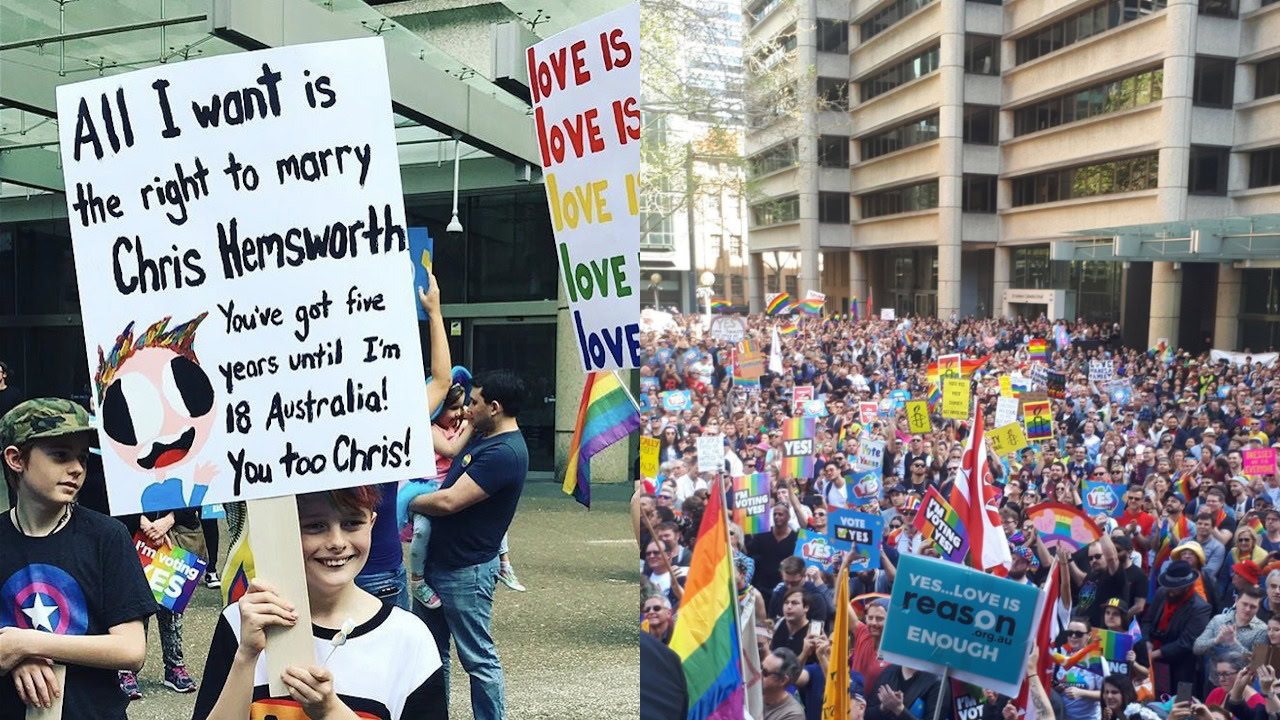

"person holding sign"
[0,399,154,717]
[192,486,445,719]
[408,370,530,720]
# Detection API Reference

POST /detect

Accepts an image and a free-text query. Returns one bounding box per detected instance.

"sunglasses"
[1067,630,1088,638]
[644,550,663,557]
[1089,554,1103,560]
[643,605,665,613]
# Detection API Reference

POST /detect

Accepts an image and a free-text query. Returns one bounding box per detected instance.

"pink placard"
[1244,448,1278,475]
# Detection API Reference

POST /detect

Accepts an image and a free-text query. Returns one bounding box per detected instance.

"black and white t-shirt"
[0,507,156,720]
[193,601,446,720]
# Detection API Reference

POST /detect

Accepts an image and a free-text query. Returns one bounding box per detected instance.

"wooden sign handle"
[247,496,316,697]
[25,663,66,720]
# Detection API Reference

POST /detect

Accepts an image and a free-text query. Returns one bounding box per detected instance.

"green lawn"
[128,482,638,719]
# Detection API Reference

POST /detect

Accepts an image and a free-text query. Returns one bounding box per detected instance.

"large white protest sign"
[528,4,641,371]
[56,38,433,515]
[1089,360,1113,381]
[857,439,886,471]
[994,396,1020,428]
[696,435,726,473]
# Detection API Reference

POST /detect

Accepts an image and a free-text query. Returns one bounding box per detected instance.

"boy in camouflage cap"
[0,398,155,718]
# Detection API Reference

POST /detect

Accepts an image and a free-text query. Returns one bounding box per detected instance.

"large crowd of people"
[634,309,1280,720]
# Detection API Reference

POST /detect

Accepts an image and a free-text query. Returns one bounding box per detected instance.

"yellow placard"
[639,436,660,478]
[1000,376,1013,398]
[905,400,932,433]
[941,378,970,419]
[987,422,1028,456]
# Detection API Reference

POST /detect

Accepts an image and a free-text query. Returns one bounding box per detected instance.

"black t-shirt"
[192,601,445,719]
[746,531,798,601]
[0,507,156,720]
[1123,564,1149,611]
[1076,566,1129,627]
[0,385,23,420]
[426,429,528,570]
[772,620,808,657]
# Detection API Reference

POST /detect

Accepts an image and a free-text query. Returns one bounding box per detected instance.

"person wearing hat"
[1172,538,1220,609]
[0,398,155,716]
[1142,559,1213,694]
[1100,598,1148,680]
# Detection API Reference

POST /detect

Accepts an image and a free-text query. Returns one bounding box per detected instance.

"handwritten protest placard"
[1244,448,1278,475]
[999,376,1013,398]
[1030,366,1048,389]
[829,509,883,569]
[731,473,772,533]
[906,401,932,433]
[914,486,969,564]
[696,435,725,473]
[708,315,746,342]
[54,38,433,515]
[135,534,208,614]
[942,379,970,419]
[638,435,659,478]
[528,4,641,371]
[994,396,1020,428]
[857,438,886,471]
[987,423,1028,456]
[1090,360,1113,381]
[880,554,1039,697]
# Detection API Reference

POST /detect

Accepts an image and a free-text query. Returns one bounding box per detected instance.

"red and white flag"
[949,401,1011,571]
[1015,558,1062,720]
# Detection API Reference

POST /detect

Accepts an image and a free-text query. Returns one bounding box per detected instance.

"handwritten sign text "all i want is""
[527,5,642,371]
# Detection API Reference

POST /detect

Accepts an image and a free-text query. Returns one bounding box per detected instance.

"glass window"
[861,113,939,160]
[859,180,940,218]
[1011,153,1159,206]
[861,46,941,101]
[819,192,851,223]
[1188,146,1229,195]
[819,136,850,168]
[963,105,998,144]
[1193,56,1235,108]
[860,0,938,41]
[1257,57,1280,100]
[962,174,998,213]
[1012,68,1163,137]
[965,35,1001,75]
[747,139,799,177]
[1249,148,1280,188]
[1199,0,1237,17]
[817,19,849,53]
[466,193,560,303]
[817,77,849,110]
[751,196,801,225]
[1015,0,1167,65]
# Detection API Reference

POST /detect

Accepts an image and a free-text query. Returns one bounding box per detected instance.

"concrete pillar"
[993,246,1012,319]
[1214,264,1242,350]
[1149,261,1182,349]
[748,252,763,313]
[935,0,966,319]
[797,0,822,299]
[850,250,869,314]
[1157,0,1197,221]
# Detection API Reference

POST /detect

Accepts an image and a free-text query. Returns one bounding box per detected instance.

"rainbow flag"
[780,417,816,479]
[711,299,729,311]
[671,479,744,720]
[1057,640,1106,675]
[1173,474,1196,502]
[1097,629,1134,662]
[1149,513,1191,600]
[779,322,798,336]
[731,474,772,534]
[563,371,641,508]
[851,295,859,320]
[796,298,823,316]
[765,293,794,315]
[1248,515,1265,537]
[1028,338,1047,362]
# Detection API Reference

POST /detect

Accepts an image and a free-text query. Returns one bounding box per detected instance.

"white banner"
[857,439,885,471]
[56,39,433,515]
[528,4,641,371]
[1089,360,1113,381]
[697,435,726,473]
[1211,349,1279,367]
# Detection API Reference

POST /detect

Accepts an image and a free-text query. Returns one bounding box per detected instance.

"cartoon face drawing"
[95,314,216,511]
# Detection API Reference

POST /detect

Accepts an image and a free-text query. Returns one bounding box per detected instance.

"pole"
[931,666,951,720]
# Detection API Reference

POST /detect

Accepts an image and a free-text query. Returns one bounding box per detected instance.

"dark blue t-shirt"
[426,429,528,570]
[359,482,403,576]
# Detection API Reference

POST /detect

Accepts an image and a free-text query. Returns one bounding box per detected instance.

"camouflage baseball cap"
[0,398,93,450]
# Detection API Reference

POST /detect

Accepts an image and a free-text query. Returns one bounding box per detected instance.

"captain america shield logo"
[0,564,89,635]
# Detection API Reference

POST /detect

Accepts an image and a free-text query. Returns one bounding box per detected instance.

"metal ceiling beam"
[0,58,59,116]
[0,14,208,52]
[1052,235,1280,262]
[209,0,538,166]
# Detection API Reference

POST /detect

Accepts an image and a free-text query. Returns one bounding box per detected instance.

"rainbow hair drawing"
[95,313,209,401]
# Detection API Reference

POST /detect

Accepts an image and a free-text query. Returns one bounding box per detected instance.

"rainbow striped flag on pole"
[765,292,795,315]
[671,478,745,720]
[796,297,824,316]
[711,299,729,311]
[562,371,641,508]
